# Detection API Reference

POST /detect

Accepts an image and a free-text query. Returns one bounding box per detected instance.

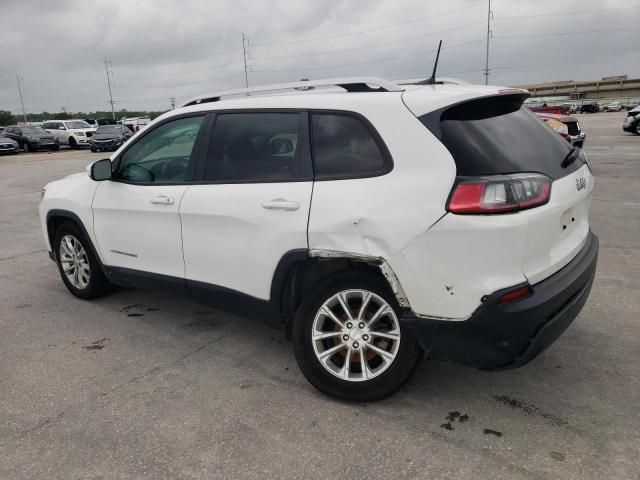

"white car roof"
[164,78,521,122]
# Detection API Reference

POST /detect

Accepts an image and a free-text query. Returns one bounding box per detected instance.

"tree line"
[0,109,167,126]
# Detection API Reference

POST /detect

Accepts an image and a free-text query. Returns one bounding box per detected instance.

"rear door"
[416,93,593,283]
[180,111,313,301]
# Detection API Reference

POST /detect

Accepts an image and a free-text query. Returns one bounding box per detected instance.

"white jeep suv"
[39,78,598,401]
[43,119,96,149]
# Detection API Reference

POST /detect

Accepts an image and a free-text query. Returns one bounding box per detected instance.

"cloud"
[0,0,638,114]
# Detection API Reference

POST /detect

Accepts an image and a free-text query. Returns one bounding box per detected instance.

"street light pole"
[16,74,27,123]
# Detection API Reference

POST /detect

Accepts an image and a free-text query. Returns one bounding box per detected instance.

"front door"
[180,111,313,301]
[92,114,206,279]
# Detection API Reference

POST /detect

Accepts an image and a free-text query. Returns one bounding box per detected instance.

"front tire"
[51,145,60,151]
[69,137,78,149]
[636,123,640,135]
[23,142,31,153]
[90,147,97,152]
[292,271,422,401]
[54,222,111,299]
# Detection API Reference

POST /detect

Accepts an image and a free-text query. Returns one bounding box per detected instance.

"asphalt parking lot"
[0,112,638,479]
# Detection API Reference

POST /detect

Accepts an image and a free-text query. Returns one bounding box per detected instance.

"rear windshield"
[422,95,583,180]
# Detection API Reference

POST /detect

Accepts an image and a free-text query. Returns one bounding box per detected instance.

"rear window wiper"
[561,147,579,168]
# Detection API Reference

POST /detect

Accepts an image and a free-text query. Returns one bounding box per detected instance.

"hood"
[24,132,56,140]
[0,136,18,146]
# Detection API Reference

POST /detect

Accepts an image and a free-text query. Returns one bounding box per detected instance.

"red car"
[535,112,586,148]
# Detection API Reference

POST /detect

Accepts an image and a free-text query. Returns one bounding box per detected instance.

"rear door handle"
[261,199,300,211]
[150,195,175,205]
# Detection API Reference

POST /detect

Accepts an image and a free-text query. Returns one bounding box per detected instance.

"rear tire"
[53,221,112,299]
[51,145,60,151]
[636,123,640,135]
[292,271,422,401]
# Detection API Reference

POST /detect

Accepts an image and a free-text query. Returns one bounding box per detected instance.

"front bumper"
[402,232,598,369]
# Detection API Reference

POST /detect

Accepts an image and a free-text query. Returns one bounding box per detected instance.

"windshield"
[64,121,90,129]
[96,126,122,134]
[22,127,47,134]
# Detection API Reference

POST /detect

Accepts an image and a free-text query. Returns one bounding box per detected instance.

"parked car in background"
[535,112,586,147]
[43,120,96,149]
[120,117,151,133]
[580,102,600,113]
[2,125,59,152]
[606,102,622,112]
[623,106,640,135]
[89,124,133,152]
[627,99,640,111]
[84,118,117,128]
[0,136,19,154]
[526,102,569,115]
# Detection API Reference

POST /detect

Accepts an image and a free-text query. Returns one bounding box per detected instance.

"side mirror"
[90,158,112,181]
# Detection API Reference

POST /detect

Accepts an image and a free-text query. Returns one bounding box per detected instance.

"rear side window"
[203,113,312,183]
[423,95,582,180]
[311,113,391,179]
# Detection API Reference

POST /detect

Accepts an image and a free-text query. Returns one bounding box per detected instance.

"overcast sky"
[1,0,638,114]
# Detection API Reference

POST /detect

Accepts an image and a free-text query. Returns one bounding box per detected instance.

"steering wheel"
[161,156,189,181]
[121,163,155,183]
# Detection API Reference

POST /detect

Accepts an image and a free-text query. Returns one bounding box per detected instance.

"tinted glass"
[64,121,90,129]
[22,127,47,134]
[116,116,203,184]
[203,113,311,182]
[96,126,123,134]
[311,114,388,178]
[429,96,581,180]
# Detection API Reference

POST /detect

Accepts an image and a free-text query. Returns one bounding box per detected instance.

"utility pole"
[16,74,27,124]
[242,32,250,92]
[61,107,67,114]
[104,58,115,120]
[170,97,176,109]
[483,0,493,85]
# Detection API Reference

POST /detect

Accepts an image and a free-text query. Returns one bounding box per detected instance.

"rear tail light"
[448,173,551,214]
[498,285,532,304]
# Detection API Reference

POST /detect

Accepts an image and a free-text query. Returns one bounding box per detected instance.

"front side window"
[311,113,390,179]
[115,115,204,184]
[203,113,311,182]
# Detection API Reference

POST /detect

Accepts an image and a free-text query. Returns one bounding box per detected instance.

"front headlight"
[27,137,40,142]
[75,132,86,137]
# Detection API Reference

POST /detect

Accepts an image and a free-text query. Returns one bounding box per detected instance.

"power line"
[251,21,485,61]
[484,0,493,85]
[495,26,636,40]
[115,72,244,90]
[495,5,640,20]
[242,32,250,89]
[16,74,28,123]
[104,58,115,120]
[251,39,486,74]
[252,1,486,47]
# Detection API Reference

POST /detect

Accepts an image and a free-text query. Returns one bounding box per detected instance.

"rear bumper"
[402,231,598,369]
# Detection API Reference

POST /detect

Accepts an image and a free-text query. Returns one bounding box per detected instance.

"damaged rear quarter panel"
[307,98,457,316]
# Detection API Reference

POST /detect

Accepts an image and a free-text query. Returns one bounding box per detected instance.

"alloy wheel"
[59,234,90,289]
[311,289,401,382]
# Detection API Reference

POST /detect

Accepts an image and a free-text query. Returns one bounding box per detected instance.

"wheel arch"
[46,209,104,270]
[273,249,409,338]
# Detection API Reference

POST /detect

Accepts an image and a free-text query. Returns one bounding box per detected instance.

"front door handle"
[261,199,300,211]
[150,195,175,205]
